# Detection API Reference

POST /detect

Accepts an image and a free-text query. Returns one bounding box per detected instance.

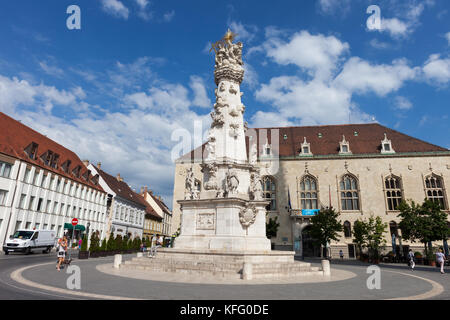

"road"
[0,250,80,299]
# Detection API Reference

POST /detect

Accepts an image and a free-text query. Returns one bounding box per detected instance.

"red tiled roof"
[95,168,147,208]
[0,112,105,192]
[179,123,448,161]
[144,204,163,222]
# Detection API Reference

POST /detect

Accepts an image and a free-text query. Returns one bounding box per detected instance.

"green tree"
[353,220,368,258]
[398,199,449,257]
[89,232,99,253]
[80,234,88,251]
[309,207,343,258]
[352,216,387,261]
[107,232,115,251]
[266,216,280,239]
[115,235,123,252]
[100,238,107,252]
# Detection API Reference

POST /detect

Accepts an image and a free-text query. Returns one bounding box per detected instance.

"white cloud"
[380,18,409,38]
[369,39,391,50]
[189,76,211,108]
[422,54,450,85]
[394,96,413,110]
[334,57,419,96]
[445,32,450,46]
[163,10,175,22]
[263,30,349,80]
[318,0,351,15]
[228,21,258,43]
[100,0,129,20]
[39,61,64,78]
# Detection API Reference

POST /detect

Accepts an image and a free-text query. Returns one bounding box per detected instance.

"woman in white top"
[436,248,446,274]
[56,236,68,271]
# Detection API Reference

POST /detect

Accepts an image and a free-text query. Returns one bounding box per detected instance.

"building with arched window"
[173,123,450,258]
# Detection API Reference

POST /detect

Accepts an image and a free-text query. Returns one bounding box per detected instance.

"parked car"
[3,229,56,255]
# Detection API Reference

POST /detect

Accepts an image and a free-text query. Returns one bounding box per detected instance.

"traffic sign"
[71,218,79,226]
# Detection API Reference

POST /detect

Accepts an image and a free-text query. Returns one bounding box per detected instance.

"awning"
[63,223,86,231]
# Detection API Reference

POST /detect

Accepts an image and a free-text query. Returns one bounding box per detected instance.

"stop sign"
[71,218,79,226]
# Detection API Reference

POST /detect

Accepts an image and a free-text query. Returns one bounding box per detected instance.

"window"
[339,135,351,154]
[54,202,59,214]
[381,133,395,154]
[24,168,31,183]
[300,175,318,209]
[19,194,27,209]
[0,190,8,205]
[0,161,12,178]
[37,198,43,211]
[262,176,277,211]
[385,175,403,211]
[32,170,40,185]
[425,175,447,210]
[41,173,47,187]
[300,137,312,156]
[46,200,51,213]
[49,176,55,189]
[28,196,35,210]
[24,142,38,159]
[344,221,352,238]
[340,174,360,211]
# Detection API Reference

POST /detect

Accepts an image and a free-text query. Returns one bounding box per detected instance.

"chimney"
[144,186,148,194]
[82,160,90,167]
[140,187,144,194]
[116,173,122,182]
[97,162,101,169]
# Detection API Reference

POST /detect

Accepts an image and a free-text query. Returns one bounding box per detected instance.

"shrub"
[106,232,115,251]
[100,239,107,252]
[80,235,88,251]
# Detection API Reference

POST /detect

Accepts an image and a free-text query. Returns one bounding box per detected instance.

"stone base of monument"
[120,248,324,280]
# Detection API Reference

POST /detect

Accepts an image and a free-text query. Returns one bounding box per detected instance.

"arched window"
[344,221,352,238]
[425,175,447,210]
[300,175,318,209]
[339,174,360,211]
[262,176,277,211]
[385,175,403,211]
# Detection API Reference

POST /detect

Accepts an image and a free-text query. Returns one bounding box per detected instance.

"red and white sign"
[71,218,79,226]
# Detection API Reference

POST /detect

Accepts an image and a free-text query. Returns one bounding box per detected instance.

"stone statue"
[250,172,263,201]
[205,134,216,161]
[225,170,239,196]
[202,163,219,191]
[249,143,258,165]
[184,167,196,200]
[210,111,224,128]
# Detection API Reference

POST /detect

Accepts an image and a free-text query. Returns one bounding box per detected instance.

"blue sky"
[0,0,449,208]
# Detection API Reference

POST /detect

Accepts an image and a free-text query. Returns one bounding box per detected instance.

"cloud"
[263,30,349,80]
[394,96,413,110]
[445,32,450,46]
[39,61,64,78]
[189,76,211,108]
[163,10,175,22]
[334,57,419,96]
[318,0,351,15]
[100,0,129,20]
[422,54,450,85]
[228,21,258,43]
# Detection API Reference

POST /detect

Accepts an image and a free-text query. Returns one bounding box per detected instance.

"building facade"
[142,205,163,241]
[140,187,172,237]
[88,163,146,239]
[0,112,108,248]
[173,123,450,258]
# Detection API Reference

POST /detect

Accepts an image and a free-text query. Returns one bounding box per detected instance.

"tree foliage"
[266,216,280,239]
[309,207,343,256]
[398,199,449,255]
[352,216,387,260]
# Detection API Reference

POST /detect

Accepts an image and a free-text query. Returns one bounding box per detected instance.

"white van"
[3,229,56,255]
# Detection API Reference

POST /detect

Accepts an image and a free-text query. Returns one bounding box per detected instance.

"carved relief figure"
[225,170,239,195]
[249,143,258,165]
[250,172,263,201]
[184,167,195,200]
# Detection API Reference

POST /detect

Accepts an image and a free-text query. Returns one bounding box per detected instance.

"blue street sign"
[302,209,320,216]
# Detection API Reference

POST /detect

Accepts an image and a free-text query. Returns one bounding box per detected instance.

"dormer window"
[339,135,352,155]
[24,142,39,160]
[300,137,312,156]
[381,133,395,154]
[50,154,59,169]
[82,170,91,181]
[61,160,71,173]
[72,165,81,178]
[262,140,272,156]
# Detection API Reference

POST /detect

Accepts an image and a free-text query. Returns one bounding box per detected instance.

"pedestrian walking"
[408,249,415,271]
[339,250,344,260]
[56,236,68,271]
[78,238,82,250]
[436,248,446,274]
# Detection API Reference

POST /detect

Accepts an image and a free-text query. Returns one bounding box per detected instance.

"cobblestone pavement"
[8,254,449,300]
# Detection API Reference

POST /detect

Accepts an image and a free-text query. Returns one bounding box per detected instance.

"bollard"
[242,262,253,280]
[114,254,122,269]
[137,252,143,258]
[321,259,331,276]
